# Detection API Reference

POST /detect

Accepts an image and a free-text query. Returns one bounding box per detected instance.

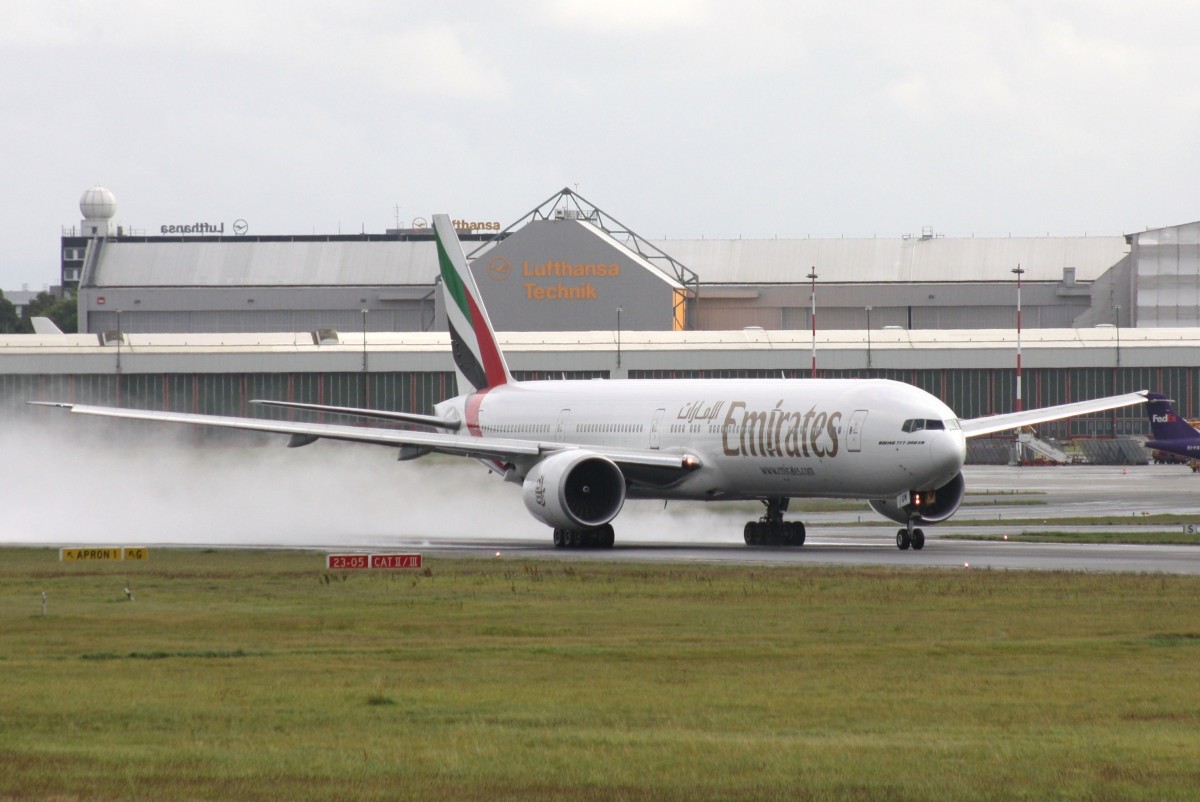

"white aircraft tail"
[31,317,63,335]
[433,214,512,394]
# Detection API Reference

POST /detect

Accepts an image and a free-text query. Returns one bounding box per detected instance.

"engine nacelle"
[868,471,966,525]
[522,451,627,529]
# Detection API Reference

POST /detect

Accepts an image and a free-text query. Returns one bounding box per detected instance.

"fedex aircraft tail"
[1145,393,1199,442]
[433,214,512,395]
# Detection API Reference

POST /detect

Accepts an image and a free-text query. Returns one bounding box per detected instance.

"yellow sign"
[61,548,123,561]
[60,547,149,561]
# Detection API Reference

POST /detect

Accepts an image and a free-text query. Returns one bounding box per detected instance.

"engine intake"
[868,471,966,525]
[522,451,627,529]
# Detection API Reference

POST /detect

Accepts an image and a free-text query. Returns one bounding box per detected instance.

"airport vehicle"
[35,216,1149,550]
[1144,393,1200,467]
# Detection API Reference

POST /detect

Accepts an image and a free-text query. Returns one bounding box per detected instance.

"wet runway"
[353,464,1200,574]
[7,455,1200,574]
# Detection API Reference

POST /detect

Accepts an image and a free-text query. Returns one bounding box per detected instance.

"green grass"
[3,549,1200,800]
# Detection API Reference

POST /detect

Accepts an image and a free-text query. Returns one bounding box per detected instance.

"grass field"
[3,548,1200,801]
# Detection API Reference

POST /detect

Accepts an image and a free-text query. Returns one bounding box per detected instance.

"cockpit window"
[902,418,947,433]
[945,418,962,431]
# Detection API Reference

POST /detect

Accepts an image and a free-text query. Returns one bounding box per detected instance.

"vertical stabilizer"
[434,214,512,394]
[1145,393,1200,441]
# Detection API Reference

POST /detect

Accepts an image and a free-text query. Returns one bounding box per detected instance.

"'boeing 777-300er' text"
[35,215,1150,550]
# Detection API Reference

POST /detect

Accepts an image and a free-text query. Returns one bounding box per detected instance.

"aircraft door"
[650,408,666,449]
[846,409,868,453]
[556,409,571,441]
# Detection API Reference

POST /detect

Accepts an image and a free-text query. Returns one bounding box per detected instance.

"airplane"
[1143,392,1200,462]
[33,215,1151,551]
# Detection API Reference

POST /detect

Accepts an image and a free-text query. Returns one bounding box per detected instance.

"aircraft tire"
[600,524,615,548]
[744,522,756,545]
[911,529,926,550]
[791,521,806,546]
[896,529,911,550]
[553,528,565,548]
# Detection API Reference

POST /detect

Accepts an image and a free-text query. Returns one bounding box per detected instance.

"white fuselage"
[439,378,967,502]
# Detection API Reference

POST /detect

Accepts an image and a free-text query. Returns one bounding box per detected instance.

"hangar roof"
[89,238,442,287]
[87,230,1131,290]
[649,235,1130,284]
[0,324,1180,358]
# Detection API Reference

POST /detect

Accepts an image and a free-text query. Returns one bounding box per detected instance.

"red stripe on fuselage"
[465,292,507,388]
[465,387,494,437]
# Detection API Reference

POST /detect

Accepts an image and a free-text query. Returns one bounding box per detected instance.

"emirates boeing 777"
[35,215,1149,550]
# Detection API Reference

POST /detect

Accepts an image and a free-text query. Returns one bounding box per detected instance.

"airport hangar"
[27,186,1200,462]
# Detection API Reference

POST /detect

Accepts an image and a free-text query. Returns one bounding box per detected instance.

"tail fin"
[1145,393,1199,441]
[433,214,512,394]
[31,317,64,335]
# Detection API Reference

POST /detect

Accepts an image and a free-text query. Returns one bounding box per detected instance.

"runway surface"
[7,446,1200,573]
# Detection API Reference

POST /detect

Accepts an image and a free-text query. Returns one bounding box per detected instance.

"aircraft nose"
[929,430,967,484]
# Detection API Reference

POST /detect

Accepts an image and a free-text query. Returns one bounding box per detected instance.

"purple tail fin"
[1145,393,1199,441]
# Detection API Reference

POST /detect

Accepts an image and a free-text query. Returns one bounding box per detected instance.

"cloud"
[539,0,714,33]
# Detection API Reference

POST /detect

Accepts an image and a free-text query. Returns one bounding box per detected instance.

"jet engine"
[522,450,627,529]
[868,471,966,525]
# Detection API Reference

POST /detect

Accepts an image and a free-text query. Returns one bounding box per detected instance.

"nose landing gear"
[896,519,926,550]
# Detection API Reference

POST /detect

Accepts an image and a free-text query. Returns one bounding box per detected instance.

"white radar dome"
[80,186,117,219]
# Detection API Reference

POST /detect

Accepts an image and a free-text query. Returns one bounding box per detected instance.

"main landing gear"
[552,524,615,549]
[744,497,806,547]
[895,519,926,551]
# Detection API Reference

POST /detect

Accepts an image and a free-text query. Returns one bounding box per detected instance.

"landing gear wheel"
[553,528,564,548]
[896,528,911,550]
[743,498,806,547]
[911,528,926,550]
[600,523,615,548]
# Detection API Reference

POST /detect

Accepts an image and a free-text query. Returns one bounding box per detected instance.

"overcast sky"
[4,1,1199,291]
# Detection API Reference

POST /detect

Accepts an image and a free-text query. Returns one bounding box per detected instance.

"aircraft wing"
[958,390,1148,438]
[29,403,698,472]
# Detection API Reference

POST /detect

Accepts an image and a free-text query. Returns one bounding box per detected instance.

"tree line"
[0,291,77,333]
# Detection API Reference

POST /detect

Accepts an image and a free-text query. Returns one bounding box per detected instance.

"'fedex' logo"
[1152,413,1177,424]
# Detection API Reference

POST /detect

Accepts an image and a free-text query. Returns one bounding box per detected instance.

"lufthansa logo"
[487,257,511,281]
[233,219,248,235]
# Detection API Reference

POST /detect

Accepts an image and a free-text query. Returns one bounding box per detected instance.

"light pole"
[1012,265,1024,413]
[115,309,122,374]
[865,306,873,373]
[361,308,368,404]
[1112,305,1121,436]
[1114,305,1121,368]
[115,309,123,405]
[807,268,818,378]
[616,307,622,370]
